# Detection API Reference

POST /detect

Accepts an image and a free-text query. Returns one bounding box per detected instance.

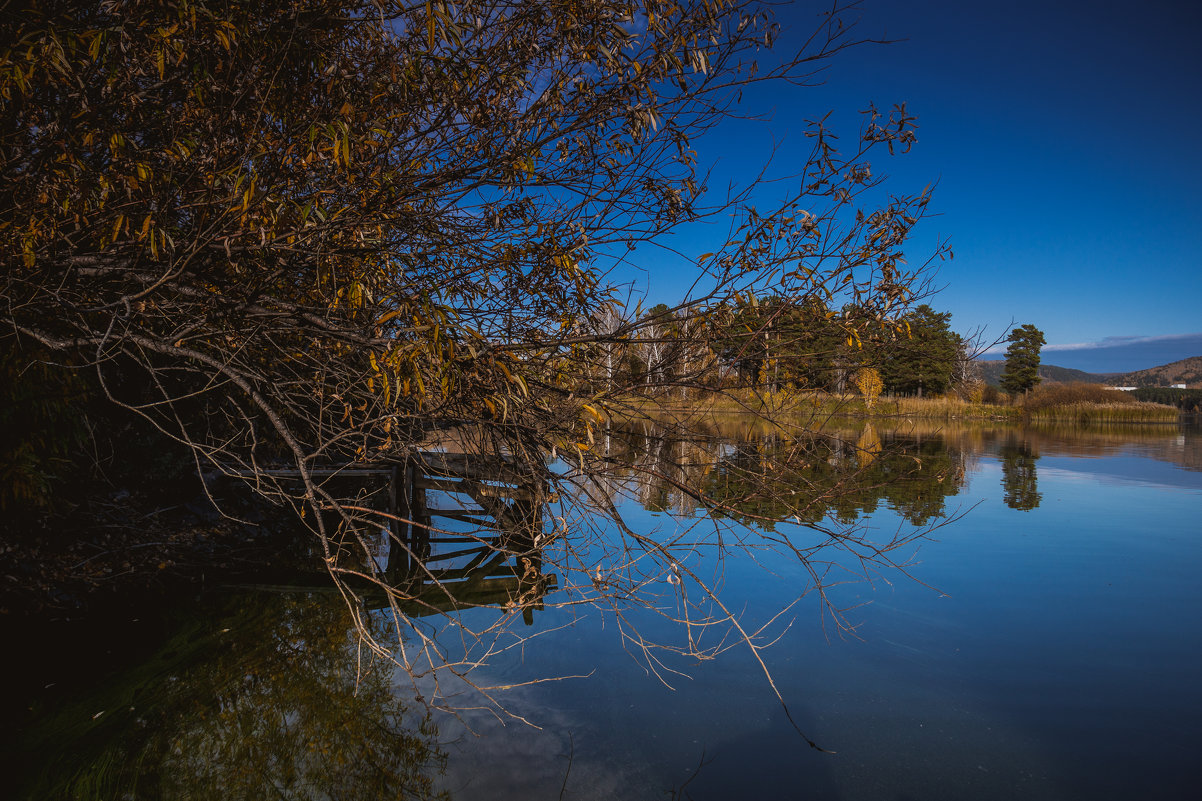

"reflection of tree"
[1000,438,1041,511]
[628,432,715,517]
[558,423,968,645]
[605,427,966,529]
[17,594,447,801]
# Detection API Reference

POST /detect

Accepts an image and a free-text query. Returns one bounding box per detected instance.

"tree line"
[1132,387,1202,412]
[577,298,972,399]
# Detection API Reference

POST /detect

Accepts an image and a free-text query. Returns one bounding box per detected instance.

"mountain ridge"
[976,355,1202,389]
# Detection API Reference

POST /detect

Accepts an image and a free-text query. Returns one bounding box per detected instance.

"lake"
[9,419,1202,799]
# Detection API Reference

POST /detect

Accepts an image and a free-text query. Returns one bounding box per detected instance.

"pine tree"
[875,305,960,396]
[1000,324,1046,395]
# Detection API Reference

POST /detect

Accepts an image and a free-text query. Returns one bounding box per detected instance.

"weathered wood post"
[409,456,430,565]
[385,457,415,575]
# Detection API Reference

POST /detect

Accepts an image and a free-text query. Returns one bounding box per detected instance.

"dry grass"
[891,395,1022,421]
[1021,383,1177,424]
[615,382,1179,425]
[1025,401,1178,424]
[1023,382,1137,408]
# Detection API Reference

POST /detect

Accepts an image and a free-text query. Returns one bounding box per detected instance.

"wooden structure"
[232,450,557,624]
[383,451,555,624]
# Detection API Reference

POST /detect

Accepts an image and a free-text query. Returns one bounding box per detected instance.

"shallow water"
[10,421,1202,799]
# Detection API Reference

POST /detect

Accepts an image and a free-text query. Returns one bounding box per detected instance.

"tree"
[951,334,986,400]
[1000,324,1046,395]
[852,366,883,409]
[3,0,947,737]
[873,304,959,396]
[1000,438,1041,510]
[713,295,854,392]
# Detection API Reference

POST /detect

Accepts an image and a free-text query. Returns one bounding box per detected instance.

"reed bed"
[616,383,1180,425]
[890,395,1022,421]
[1020,382,1178,424]
[1026,401,1178,424]
[615,390,1015,422]
[615,388,861,423]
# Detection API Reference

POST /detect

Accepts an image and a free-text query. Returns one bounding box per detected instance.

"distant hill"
[977,355,1202,389]
[1106,356,1202,389]
[978,360,1098,387]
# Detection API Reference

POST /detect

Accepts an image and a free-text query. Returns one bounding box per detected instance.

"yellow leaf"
[376,308,403,326]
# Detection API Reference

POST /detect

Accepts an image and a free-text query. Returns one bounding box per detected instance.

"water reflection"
[332,420,1200,671]
[595,420,969,528]
[378,452,556,626]
[14,419,1202,800]
[1000,436,1042,511]
[15,594,448,801]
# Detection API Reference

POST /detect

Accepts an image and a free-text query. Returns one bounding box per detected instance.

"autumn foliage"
[2,0,944,660]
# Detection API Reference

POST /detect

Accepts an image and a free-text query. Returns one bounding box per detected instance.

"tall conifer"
[1000,325,1046,395]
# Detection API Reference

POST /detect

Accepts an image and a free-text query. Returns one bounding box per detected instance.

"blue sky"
[633,0,1202,373]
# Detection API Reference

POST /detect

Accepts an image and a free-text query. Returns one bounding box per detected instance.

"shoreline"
[608,390,1181,426]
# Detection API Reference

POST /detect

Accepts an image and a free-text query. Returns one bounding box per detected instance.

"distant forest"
[1133,388,1202,412]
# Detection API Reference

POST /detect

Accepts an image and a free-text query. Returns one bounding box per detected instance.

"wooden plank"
[218,451,545,486]
[414,475,473,494]
[415,475,537,502]
[426,508,493,525]
[417,451,543,486]
[223,467,391,478]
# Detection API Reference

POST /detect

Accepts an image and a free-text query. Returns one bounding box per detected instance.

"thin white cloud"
[1045,332,1202,351]
[1042,342,1101,352]
[983,332,1202,357]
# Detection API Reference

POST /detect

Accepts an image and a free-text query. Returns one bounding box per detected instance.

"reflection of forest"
[907,419,1201,475]
[15,594,448,801]
[589,418,1201,524]
[598,421,971,527]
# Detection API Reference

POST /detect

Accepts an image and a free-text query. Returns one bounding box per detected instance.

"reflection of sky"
[415,435,1202,800]
[1036,456,1202,493]
[31,431,1189,800]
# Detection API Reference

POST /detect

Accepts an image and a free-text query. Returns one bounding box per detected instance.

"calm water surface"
[11,422,1202,799]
